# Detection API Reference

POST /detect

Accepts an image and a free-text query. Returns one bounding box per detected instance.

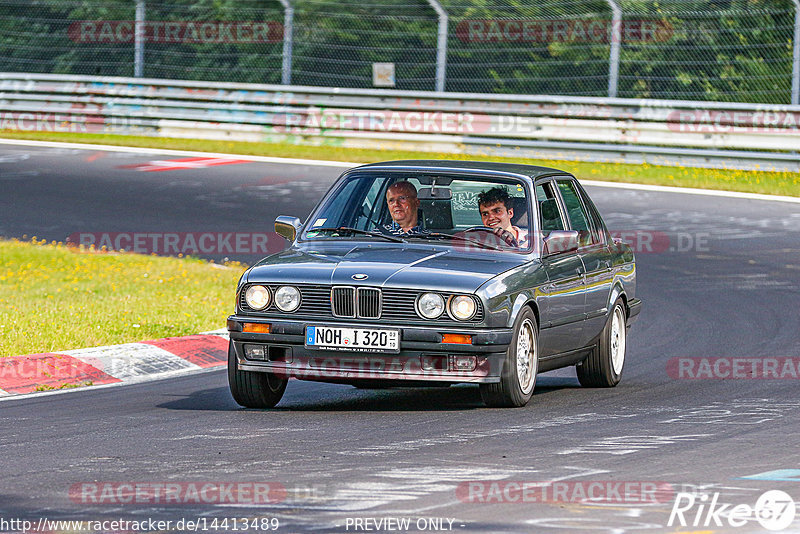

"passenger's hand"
[492,227,519,247]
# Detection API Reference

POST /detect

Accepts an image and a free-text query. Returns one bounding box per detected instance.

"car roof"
[351,160,572,181]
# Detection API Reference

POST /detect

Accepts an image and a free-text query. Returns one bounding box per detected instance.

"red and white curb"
[0,330,229,397]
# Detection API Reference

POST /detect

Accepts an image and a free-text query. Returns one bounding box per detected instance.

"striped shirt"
[382,221,430,237]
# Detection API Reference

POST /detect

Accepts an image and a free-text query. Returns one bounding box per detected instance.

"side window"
[535,182,565,233]
[557,180,595,246]
[576,184,609,245]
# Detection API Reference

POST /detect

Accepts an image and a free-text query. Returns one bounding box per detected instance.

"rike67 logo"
[668,490,796,531]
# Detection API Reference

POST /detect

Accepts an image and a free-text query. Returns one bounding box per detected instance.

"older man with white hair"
[382,180,429,237]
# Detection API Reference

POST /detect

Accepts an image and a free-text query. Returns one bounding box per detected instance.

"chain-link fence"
[1,0,798,104]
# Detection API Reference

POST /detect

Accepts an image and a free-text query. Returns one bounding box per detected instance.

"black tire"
[577,298,626,387]
[480,308,538,407]
[227,340,287,408]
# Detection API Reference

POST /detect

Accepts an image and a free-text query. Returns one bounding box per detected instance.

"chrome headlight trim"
[415,292,445,319]
[275,285,301,312]
[448,295,477,321]
[244,285,271,310]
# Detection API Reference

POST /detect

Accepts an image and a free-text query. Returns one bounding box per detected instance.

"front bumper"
[627,298,643,327]
[227,315,513,384]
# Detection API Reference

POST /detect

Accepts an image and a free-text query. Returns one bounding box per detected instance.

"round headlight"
[275,286,301,312]
[244,285,271,310]
[450,295,477,321]
[416,292,445,319]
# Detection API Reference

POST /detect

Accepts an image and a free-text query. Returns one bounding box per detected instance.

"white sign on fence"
[373,63,395,87]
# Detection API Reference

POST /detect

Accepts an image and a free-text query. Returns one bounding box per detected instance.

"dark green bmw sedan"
[227,161,641,408]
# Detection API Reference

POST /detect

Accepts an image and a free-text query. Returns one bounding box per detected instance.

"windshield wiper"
[409,232,503,251]
[306,227,406,243]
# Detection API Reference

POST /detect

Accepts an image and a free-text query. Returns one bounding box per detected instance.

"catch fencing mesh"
[0,0,797,103]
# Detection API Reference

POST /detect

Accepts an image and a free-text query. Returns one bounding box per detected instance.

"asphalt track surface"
[1,144,800,533]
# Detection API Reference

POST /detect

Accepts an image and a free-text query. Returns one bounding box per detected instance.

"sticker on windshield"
[312,218,327,227]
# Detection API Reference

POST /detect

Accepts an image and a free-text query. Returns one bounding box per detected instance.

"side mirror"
[275,216,302,241]
[543,230,579,256]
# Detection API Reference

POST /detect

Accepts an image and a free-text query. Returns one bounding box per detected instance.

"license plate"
[305,326,400,353]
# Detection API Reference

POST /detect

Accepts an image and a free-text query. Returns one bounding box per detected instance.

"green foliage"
[0,0,796,102]
[0,237,244,358]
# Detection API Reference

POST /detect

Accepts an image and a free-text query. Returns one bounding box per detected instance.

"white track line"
[0,138,354,168]
[580,179,800,204]
[1,138,798,203]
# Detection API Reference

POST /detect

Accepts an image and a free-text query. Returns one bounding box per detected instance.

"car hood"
[247,242,527,293]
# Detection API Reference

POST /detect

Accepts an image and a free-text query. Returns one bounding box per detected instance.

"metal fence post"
[606,0,621,98]
[277,0,294,85]
[792,0,800,105]
[134,0,145,78]
[425,0,448,92]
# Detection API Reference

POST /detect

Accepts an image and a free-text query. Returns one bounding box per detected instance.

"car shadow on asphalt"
[155,376,580,412]
[275,378,580,411]
[156,386,242,411]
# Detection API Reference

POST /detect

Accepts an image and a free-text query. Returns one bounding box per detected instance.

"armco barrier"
[1,73,799,172]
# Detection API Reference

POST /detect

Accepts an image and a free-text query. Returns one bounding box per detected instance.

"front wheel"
[480,308,538,407]
[228,341,287,408]
[577,298,626,387]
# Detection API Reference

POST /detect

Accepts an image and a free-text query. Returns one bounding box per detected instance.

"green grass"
[0,238,244,358]
[34,381,93,391]
[2,131,799,197]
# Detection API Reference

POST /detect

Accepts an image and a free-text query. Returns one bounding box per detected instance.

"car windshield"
[302,172,532,252]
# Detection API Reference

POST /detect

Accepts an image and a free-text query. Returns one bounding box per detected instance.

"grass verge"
[0,238,244,358]
[1,131,799,197]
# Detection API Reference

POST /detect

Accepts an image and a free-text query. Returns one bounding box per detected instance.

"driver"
[383,180,429,237]
[477,186,529,248]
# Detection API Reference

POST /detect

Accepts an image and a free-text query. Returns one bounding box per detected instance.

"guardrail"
[1,73,799,172]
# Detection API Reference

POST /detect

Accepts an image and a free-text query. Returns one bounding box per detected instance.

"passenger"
[383,180,429,237]
[477,186,529,248]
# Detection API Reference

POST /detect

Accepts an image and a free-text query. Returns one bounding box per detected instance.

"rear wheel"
[480,308,538,407]
[228,340,287,408]
[577,298,626,387]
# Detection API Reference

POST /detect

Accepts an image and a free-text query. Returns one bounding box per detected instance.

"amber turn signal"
[441,333,472,344]
[243,323,271,334]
